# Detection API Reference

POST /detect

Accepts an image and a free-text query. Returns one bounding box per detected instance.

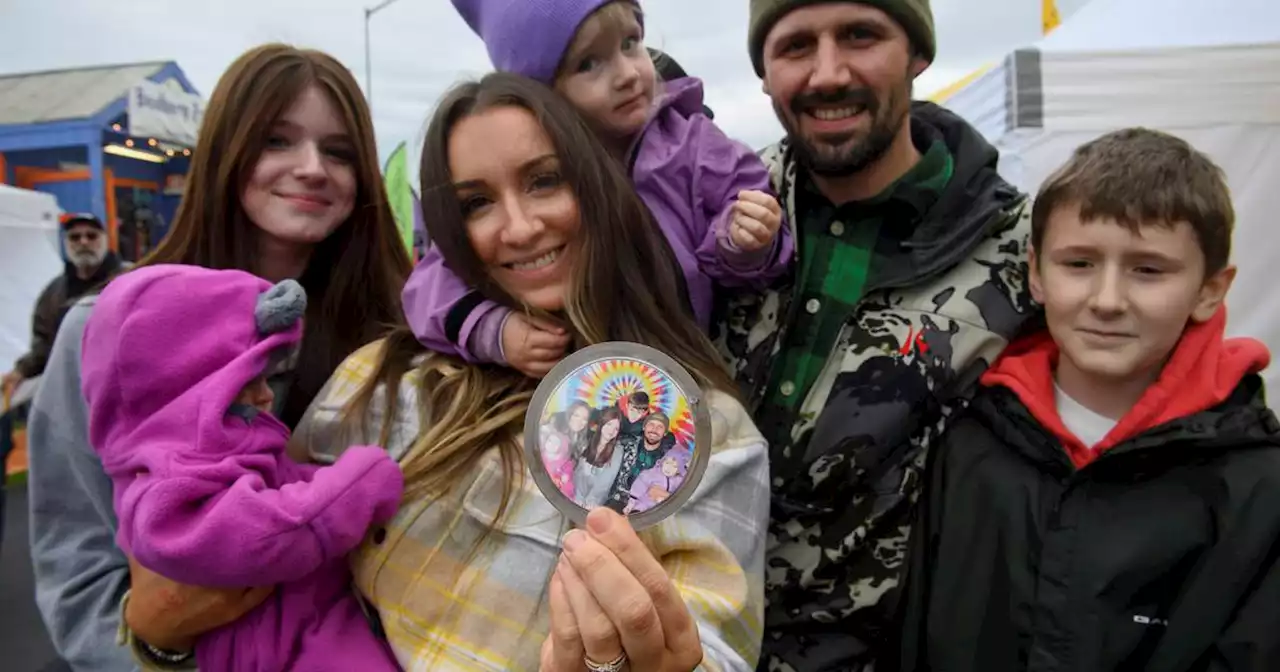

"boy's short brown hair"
[1031,127,1234,275]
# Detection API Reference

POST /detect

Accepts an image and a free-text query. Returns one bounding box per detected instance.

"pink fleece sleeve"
[401,245,511,363]
[118,444,403,587]
[688,116,794,289]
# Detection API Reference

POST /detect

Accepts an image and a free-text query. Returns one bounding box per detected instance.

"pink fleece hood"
[81,264,306,470]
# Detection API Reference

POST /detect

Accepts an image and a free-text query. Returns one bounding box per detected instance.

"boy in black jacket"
[899,128,1280,672]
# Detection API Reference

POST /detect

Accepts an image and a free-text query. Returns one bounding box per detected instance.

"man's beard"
[70,247,107,271]
[776,78,911,178]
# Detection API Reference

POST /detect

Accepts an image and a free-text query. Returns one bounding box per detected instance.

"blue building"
[0,61,202,261]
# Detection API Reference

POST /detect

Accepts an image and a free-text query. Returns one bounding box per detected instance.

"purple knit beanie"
[451,0,625,84]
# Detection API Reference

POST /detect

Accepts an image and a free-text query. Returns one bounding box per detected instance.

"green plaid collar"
[757,125,955,458]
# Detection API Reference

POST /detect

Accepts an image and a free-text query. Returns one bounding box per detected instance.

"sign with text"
[127,80,204,147]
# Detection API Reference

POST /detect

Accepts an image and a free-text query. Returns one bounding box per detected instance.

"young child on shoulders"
[80,264,403,672]
[899,128,1280,671]
[403,0,793,377]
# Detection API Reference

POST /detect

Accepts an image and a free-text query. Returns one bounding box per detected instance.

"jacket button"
[372,527,387,545]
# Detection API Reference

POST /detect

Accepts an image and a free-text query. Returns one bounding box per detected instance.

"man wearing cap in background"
[2,213,124,559]
[3,214,125,392]
[712,1,1039,669]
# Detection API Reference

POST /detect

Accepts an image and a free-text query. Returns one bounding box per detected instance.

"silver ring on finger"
[583,651,627,672]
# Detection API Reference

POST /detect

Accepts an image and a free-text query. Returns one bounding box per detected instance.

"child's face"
[545,435,566,458]
[661,456,679,477]
[236,376,276,414]
[626,404,648,422]
[554,2,656,141]
[1030,203,1234,387]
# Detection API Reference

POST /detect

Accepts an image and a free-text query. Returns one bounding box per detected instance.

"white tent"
[0,183,62,377]
[942,0,1280,391]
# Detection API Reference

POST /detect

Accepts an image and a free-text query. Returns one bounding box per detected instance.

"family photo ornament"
[524,342,712,530]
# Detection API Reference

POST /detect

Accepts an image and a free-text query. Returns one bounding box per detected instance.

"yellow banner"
[927,64,992,103]
[1043,0,1061,34]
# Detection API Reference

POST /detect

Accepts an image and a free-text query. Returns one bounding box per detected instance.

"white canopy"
[942,0,1280,391]
[0,183,62,376]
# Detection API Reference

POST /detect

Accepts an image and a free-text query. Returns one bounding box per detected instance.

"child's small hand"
[503,312,570,379]
[729,190,783,252]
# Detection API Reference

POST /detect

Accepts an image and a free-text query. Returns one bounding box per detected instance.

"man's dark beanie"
[748,0,936,76]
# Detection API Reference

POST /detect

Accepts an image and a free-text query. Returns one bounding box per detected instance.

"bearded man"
[713,2,1041,669]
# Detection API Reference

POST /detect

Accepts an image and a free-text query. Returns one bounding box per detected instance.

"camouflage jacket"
[711,102,1040,671]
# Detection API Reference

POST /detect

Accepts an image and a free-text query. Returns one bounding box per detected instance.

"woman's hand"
[540,508,703,672]
[124,555,273,652]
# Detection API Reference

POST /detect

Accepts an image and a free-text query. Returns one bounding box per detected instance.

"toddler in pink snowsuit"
[540,427,577,499]
[81,264,404,672]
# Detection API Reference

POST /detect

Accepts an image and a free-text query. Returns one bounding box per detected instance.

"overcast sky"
[0,0,1087,162]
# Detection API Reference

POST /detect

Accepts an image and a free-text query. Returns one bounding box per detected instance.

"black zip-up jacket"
[899,357,1280,672]
[13,253,125,378]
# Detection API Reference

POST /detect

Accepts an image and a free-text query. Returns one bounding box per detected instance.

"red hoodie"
[981,307,1270,469]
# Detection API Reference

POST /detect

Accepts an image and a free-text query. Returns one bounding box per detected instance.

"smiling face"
[643,417,666,445]
[554,1,656,141]
[569,405,590,433]
[448,105,581,312]
[1030,203,1234,388]
[599,418,621,443]
[240,85,357,258]
[760,3,925,177]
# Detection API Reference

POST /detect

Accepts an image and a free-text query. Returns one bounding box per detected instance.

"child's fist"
[729,190,783,252]
[502,313,570,379]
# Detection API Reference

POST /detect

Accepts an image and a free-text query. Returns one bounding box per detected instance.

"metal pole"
[363,0,403,115]
[364,8,373,110]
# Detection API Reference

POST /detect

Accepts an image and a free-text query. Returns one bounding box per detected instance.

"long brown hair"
[583,406,624,466]
[348,72,735,521]
[140,44,412,426]
[554,400,593,458]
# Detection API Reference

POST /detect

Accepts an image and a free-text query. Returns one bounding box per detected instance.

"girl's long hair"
[553,401,593,459]
[140,43,412,426]
[583,406,625,467]
[346,72,736,529]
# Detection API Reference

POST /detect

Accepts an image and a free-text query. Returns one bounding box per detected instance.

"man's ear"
[909,52,930,80]
[1191,264,1237,322]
